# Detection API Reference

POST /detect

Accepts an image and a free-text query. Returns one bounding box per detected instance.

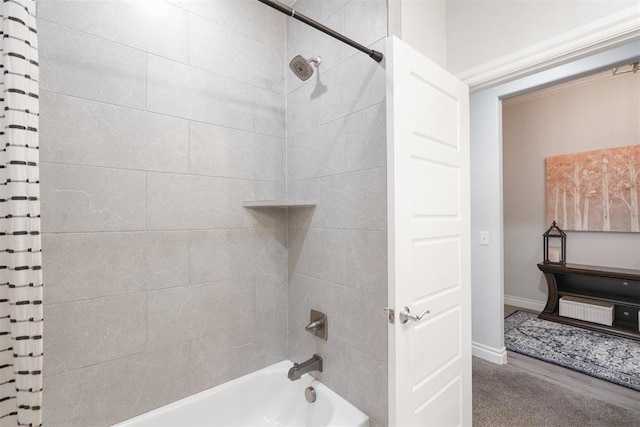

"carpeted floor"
[472,357,640,427]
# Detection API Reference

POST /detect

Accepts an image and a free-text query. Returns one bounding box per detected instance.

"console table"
[537,263,640,341]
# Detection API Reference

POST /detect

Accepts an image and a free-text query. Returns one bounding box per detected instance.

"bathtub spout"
[288,354,323,381]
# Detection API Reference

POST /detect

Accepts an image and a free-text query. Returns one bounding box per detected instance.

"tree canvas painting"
[546,145,640,232]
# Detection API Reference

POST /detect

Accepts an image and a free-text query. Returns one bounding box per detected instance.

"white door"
[386,36,472,426]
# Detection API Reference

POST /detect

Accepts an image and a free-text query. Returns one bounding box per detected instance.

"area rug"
[504,311,640,392]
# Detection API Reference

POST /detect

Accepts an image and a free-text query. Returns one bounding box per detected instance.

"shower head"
[289,55,321,81]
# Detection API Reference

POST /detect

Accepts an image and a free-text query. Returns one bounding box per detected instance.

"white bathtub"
[114,361,369,427]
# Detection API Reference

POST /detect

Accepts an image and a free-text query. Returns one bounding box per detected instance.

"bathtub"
[114,360,369,427]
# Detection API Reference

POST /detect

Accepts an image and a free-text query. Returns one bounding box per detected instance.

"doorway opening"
[501,65,640,313]
[469,38,640,366]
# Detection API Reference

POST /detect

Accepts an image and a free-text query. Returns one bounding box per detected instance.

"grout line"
[44,273,269,307]
[40,159,285,184]
[144,171,148,231]
[40,90,285,139]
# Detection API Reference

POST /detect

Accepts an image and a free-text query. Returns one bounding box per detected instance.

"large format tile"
[287,117,346,182]
[345,230,387,296]
[342,343,387,425]
[287,168,387,230]
[44,293,147,377]
[40,163,146,233]
[253,315,288,371]
[189,324,259,393]
[43,231,189,304]
[254,1,286,49]
[146,55,255,130]
[189,14,283,93]
[286,102,386,182]
[255,88,286,138]
[189,316,286,394]
[40,91,189,173]
[287,315,316,364]
[146,277,256,348]
[285,13,310,55]
[341,287,387,362]
[190,228,286,284]
[38,20,146,109]
[288,227,347,285]
[44,343,190,427]
[146,172,285,230]
[287,0,349,27]
[285,8,347,94]
[37,0,189,62]
[344,102,387,172]
[167,0,284,49]
[256,273,287,323]
[344,0,388,55]
[316,43,386,127]
[285,21,385,138]
[189,121,284,181]
[168,0,255,39]
[288,273,347,338]
[286,74,323,138]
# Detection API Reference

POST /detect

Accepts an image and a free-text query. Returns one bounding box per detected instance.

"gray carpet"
[472,357,640,427]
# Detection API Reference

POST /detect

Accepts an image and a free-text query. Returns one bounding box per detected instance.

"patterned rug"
[504,311,640,392]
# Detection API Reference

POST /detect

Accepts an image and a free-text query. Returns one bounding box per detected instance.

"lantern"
[543,221,566,265]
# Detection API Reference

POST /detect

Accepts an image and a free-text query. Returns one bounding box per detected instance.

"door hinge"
[384,307,395,324]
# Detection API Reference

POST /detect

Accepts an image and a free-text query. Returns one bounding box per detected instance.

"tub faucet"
[288,354,323,381]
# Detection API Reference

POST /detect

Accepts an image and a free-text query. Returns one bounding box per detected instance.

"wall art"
[546,144,640,232]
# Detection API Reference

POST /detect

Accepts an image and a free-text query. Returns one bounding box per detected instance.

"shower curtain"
[0,0,43,426]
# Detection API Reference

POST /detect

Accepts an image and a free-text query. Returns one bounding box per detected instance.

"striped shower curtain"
[0,0,43,426]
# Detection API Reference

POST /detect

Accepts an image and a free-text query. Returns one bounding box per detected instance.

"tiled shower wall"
[284,1,389,426]
[37,1,288,425]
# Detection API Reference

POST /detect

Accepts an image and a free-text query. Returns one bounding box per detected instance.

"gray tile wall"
[285,0,388,425]
[37,1,287,425]
[39,0,388,425]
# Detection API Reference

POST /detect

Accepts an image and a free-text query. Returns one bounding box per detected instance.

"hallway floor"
[503,305,640,413]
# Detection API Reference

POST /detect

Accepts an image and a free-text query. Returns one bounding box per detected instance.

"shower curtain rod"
[257,0,384,63]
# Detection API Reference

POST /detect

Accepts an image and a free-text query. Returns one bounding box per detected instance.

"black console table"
[537,263,640,341]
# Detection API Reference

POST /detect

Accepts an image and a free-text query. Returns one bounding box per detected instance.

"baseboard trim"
[472,341,507,365]
[457,5,640,92]
[504,295,545,313]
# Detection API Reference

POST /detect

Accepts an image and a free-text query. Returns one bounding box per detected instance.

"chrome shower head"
[289,55,321,81]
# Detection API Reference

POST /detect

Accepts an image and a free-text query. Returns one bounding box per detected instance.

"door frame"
[467,35,640,364]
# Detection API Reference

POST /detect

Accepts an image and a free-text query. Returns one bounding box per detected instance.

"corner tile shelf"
[242,200,317,208]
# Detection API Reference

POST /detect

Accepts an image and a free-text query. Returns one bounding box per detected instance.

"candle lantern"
[543,221,566,265]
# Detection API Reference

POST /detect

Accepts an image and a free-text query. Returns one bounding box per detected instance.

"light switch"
[480,231,490,246]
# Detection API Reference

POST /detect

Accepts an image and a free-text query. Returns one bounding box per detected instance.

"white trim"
[472,341,507,365]
[457,5,640,92]
[504,295,545,313]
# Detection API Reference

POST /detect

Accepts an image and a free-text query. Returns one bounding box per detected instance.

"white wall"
[502,72,640,308]
[446,0,639,74]
[470,40,640,364]
[388,0,447,66]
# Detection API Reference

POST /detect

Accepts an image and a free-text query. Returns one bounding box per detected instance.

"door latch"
[384,307,395,324]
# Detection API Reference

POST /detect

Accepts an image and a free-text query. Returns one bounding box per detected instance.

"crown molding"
[456,5,640,93]
[500,67,639,106]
